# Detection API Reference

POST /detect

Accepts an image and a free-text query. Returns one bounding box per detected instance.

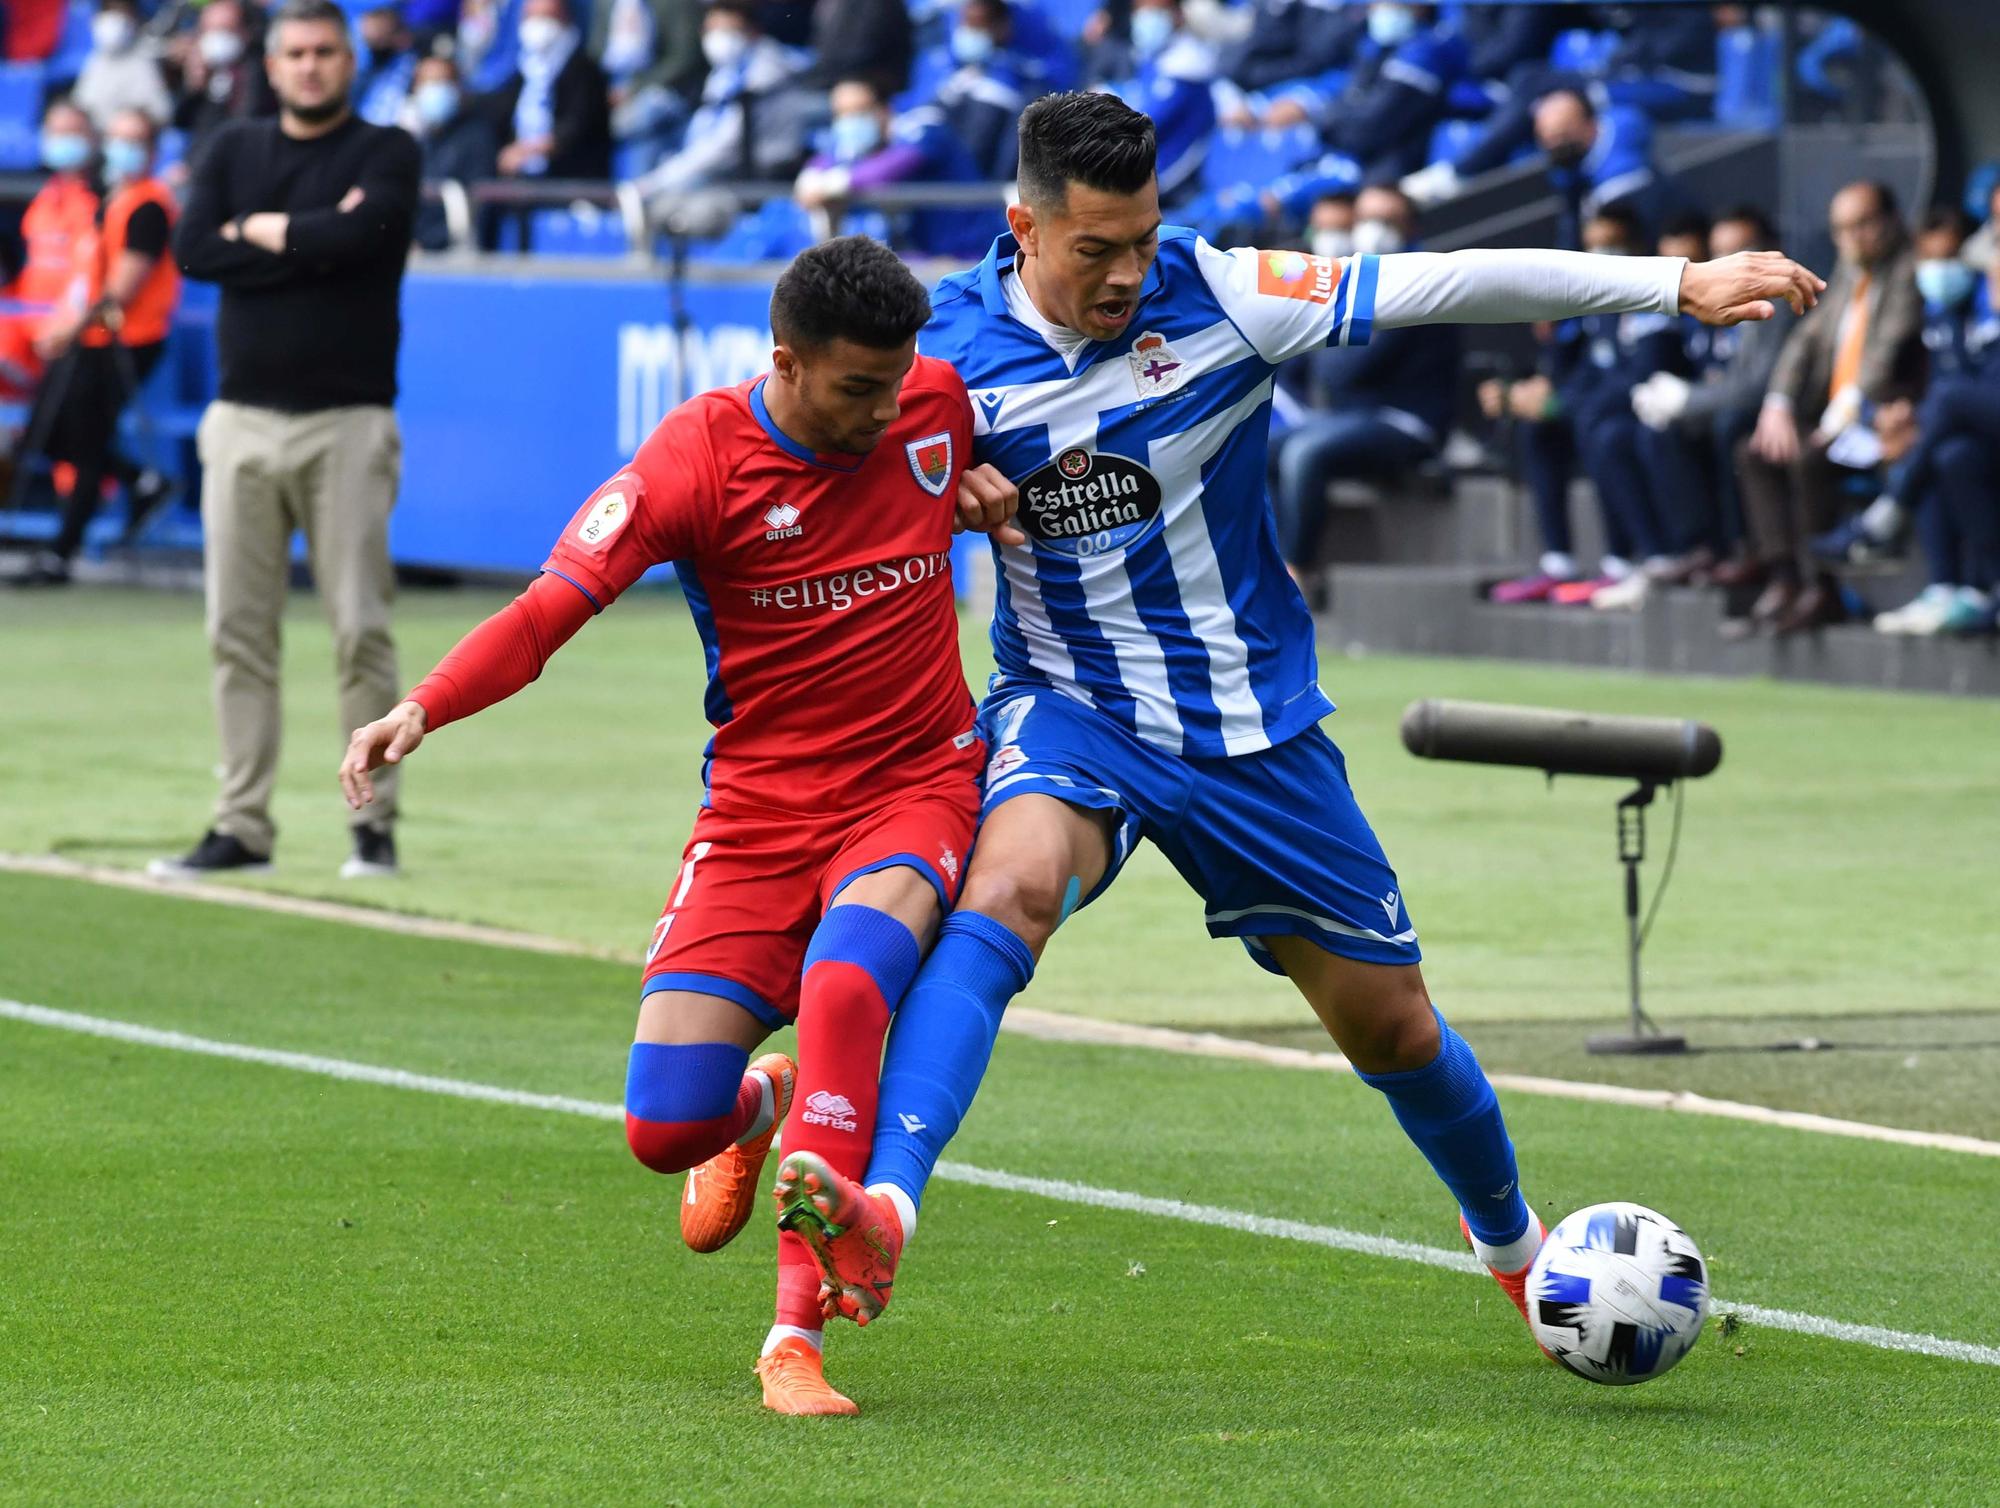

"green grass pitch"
[3,586,1999,1502]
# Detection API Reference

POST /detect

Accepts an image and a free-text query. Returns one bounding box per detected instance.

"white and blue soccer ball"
[1527,1202,1709,1385]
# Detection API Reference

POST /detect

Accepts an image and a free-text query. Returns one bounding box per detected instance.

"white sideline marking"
[8,851,1999,1161]
[5,997,1999,1372]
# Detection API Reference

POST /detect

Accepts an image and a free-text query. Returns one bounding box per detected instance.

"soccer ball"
[1527,1202,1709,1385]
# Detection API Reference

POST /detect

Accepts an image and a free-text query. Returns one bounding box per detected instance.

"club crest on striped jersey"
[1126,330,1188,399]
[575,481,633,550]
[1256,249,1339,305]
[906,432,953,496]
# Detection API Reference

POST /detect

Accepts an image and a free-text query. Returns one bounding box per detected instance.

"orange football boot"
[773,1149,904,1326]
[679,1053,795,1254]
[1462,1211,1555,1358]
[755,1337,859,1416]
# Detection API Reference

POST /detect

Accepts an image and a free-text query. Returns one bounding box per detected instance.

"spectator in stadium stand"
[793,76,988,255]
[1483,205,1676,606]
[1861,210,2000,636]
[0,101,99,405]
[1271,184,1460,609]
[169,0,278,175]
[904,0,1047,180]
[457,0,524,90]
[353,3,421,126]
[1404,6,1716,205]
[593,0,709,176]
[1095,0,1216,206]
[801,0,914,96]
[72,0,175,131]
[1956,179,2000,274]
[1212,0,1363,128]
[489,0,612,181]
[409,51,499,249]
[11,109,181,587]
[1629,205,1797,583]
[1577,211,1714,611]
[1727,180,1922,636]
[1305,188,1356,260]
[159,0,420,880]
[635,1,812,222]
[401,0,465,47]
[1531,88,1677,251]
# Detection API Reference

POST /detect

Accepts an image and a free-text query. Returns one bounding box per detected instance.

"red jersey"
[542,355,980,816]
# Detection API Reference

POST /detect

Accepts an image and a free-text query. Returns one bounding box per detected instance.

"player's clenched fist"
[955,462,1026,546]
[340,700,428,809]
[1678,249,1826,326]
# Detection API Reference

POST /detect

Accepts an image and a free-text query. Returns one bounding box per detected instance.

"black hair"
[1586,201,1645,245]
[267,0,351,44]
[1659,210,1713,244]
[1918,205,1974,241]
[769,236,931,352]
[1713,203,1775,245]
[1017,91,1156,210]
[1312,189,1356,209]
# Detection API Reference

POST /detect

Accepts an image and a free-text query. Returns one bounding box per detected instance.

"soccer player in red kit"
[337,237,1020,1416]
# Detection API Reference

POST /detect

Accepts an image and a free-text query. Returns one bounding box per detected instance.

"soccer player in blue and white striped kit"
[773,91,1822,1343]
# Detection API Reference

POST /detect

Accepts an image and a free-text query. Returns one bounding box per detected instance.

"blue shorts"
[977,684,1420,972]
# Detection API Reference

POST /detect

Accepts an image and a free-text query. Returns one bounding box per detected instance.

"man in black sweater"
[1272,184,1461,603]
[154,0,420,882]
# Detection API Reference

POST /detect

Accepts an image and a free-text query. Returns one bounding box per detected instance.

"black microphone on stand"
[1399,700,1724,1056]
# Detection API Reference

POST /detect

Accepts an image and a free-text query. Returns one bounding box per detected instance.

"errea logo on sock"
[802,1090,858,1132]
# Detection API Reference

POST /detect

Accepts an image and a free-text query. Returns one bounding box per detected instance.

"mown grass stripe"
[7,996,1998,1371]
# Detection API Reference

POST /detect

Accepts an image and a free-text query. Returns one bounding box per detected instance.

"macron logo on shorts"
[802,1090,858,1132]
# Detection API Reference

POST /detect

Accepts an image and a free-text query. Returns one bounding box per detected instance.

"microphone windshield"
[1400,699,1722,782]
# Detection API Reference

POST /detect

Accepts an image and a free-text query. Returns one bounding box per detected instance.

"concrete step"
[1324,564,2000,696]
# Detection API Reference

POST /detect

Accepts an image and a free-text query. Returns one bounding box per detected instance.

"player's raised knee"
[623,1040,757,1173]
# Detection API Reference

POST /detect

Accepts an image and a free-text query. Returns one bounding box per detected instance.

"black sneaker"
[340,822,398,878]
[146,829,273,879]
[119,468,180,545]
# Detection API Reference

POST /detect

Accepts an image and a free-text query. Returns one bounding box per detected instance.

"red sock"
[771,955,895,1328]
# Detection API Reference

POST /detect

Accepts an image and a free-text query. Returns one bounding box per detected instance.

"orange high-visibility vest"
[83,176,181,348]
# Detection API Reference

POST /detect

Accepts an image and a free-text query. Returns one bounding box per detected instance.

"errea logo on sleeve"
[575,483,633,550]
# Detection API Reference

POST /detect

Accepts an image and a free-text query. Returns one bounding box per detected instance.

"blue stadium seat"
[527,204,630,258]
[1714,24,1781,130]
[1548,28,1617,78]
[1963,162,2000,222]
[0,63,47,169]
[47,0,94,85]
[1426,119,1483,171]
[154,127,188,176]
[1035,0,1100,43]
[1199,124,1318,197]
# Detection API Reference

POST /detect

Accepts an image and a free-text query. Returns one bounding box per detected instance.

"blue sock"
[862,911,1036,1207]
[623,1039,758,1173]
[1353,1007,1531,1247]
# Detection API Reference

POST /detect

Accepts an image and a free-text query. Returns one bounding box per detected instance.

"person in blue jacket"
[1098,0,1215,205]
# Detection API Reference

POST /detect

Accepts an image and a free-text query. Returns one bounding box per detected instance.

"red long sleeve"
[405,572,595,731]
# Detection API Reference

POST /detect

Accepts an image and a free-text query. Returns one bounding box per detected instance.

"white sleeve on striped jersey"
[1192,238,1379,365]
[1371,249,1687,329]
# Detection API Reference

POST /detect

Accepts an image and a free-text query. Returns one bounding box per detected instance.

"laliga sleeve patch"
[1255,249,1340,305]
[574,476,637,551]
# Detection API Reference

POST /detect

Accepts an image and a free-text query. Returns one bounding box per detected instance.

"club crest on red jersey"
[906,432,953,496]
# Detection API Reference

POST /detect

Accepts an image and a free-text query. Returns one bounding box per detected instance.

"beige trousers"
[198,400,401,854]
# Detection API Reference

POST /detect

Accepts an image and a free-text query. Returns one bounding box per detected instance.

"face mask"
[415,80,461,126]
[518,16,565,54]
[950,25,995,65]
[1546,139,1589,170]
[702,27,748,68]
[199,28,245,67]
[41,132,92,173]
[1367,4,1417,49]
[101,138,149,183]
[1311,228,1354,260]
[1917,258,1977,311]
[1130,8,1175,58]
[1351,218,1405,255]
[831,111,883,161]
[91,11,136,53]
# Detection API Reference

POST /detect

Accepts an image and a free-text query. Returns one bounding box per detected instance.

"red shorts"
[639,774,980,1027]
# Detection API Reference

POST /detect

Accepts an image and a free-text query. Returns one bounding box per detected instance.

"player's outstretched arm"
[955,463,1026,547]
[341,702,427,810]
[1370,247,1823,333]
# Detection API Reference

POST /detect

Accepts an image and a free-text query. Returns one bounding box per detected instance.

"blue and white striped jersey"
[922,227,1384,758]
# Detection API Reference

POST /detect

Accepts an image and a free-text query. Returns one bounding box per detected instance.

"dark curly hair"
[768,236,932,353]
[1017,91,1156,211]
